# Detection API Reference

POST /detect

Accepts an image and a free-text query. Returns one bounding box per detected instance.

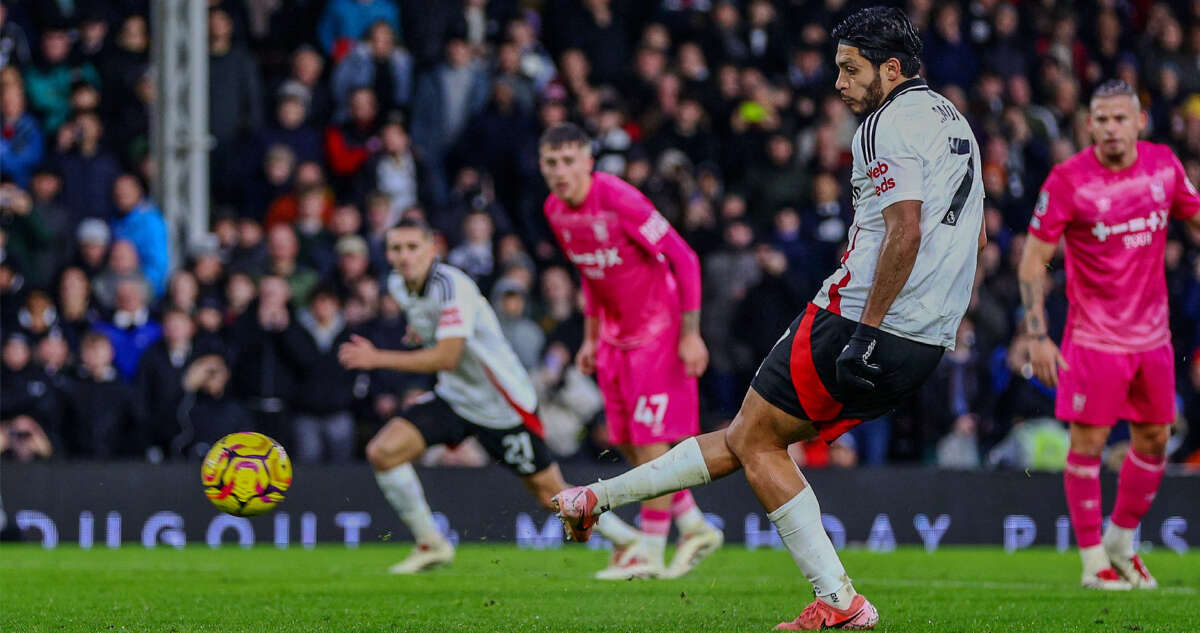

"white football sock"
[642,532,667,565]
[675,506,708,534]
[1103,526,1136,559]
[1080,544,1109,575]
[595,512,640,547]
[375,464,443,544]
[768,486,857,610]
[590,438,711,511]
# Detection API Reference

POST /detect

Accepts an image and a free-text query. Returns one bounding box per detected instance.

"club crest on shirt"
[1072,393,1086,413]
[592,220,609,242]
[1096,197,1111,214]
[1150,181,1166,204]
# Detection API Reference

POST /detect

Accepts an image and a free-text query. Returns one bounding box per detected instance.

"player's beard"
[862,71,885,114]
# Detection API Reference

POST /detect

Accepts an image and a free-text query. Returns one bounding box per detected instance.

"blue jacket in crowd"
[112,200,170,297]
[0,112,44,187]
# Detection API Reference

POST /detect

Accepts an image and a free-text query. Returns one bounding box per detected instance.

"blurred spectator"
[13,289,58,342]
[209,7,263,200]
[54,110,120,227]
[331,235,372,301]
[0,415,54,462]
[228,275,317,444]
[62,331,144,459]
[448,210,495,284]
[23,25,100,132]
[135,308,198,458]
[0,183,50,286]
[732,244,806,362]
[26,165,69,285]
[702,220,760,415]
[332,20,413,117]
[174,354,250,460]
[325,87,380,184]
[937,413,982,470]
[294,186,337,276]
[266,224,320,305]
[111,174,169,297]
[294,284,356,463]
[0,78,43,187]
[744,134,811,227]
[1,333,61,455]
[924,3,978,90]
[92,239,147,311]
[0,4,33,69]
[493,277,544,370]
[94,277,162,382]
[411,36,489,206]
[250,87,321,172]
[281,46,333,128]
[359,115,424,217]
[318,0,401,59]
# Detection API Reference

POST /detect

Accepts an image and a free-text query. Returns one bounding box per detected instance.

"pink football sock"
[1064,450,1103,548]
[670,490,697,517]
[1111,448,1166,529]
[640,507,672,538]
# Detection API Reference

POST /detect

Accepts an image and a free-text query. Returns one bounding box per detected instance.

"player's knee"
[1132,425,1169,456]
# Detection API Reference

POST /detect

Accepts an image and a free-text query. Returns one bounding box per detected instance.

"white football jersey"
[388,263,537,429]
[813,78,984,349]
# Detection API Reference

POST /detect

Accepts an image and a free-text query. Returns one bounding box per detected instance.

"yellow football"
[200,432,293,517]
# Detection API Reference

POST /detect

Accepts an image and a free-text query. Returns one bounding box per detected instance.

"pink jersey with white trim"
[544,172,689,348]
[1028,141,1200,352]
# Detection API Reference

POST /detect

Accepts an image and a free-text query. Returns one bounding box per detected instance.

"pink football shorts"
[596,329,699,446]
[1055,341,1175,426]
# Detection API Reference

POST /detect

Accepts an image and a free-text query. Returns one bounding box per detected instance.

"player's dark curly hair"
[831,6,923,77]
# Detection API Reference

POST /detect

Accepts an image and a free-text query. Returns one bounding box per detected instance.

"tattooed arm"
[1016,234,1068,386]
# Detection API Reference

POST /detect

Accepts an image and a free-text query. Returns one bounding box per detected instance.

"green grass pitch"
[2,544,1197,632]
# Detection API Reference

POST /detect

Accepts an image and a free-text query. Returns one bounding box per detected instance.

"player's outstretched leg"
[1103,423,1168,589]
[1065,423,1130,590]
[368,418,454,574]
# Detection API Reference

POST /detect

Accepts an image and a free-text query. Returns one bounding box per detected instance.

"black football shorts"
[750,303,944,442]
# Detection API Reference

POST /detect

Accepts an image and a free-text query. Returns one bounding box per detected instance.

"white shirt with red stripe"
[388,263,538,429]
[813,78,983,349]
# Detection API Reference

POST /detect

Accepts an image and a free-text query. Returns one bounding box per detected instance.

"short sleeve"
[1169,152,1200,221]
[869,126,924,208]
[1027,167,1074,242]
[612,179,672,255]
[433,273,477,340]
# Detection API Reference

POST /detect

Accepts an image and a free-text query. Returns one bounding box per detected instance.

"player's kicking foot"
[1107,554,1158,589]
[660,522,724,579]
[594,539,663,580]
[1080,567,1133,590]
[551,486,600,542]
[775,594,879,630]
[388,539,455,574]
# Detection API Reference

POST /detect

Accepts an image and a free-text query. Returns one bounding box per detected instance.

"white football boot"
[388,539,455,574]
[594,537,664,580]
[661,522,724,579]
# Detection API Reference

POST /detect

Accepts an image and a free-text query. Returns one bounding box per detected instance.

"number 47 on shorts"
[634,394,669,435]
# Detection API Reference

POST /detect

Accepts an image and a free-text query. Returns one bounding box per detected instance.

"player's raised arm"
[339,334,466,373]
[614,187,708,376]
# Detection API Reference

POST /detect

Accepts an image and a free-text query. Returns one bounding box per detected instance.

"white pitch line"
[862,577,1197,595]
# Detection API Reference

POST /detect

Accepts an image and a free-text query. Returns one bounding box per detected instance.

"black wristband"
[853,322,882,338]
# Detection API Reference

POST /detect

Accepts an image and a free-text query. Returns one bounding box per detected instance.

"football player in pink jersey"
[1019,80,1200,590]
[539,123,724,579]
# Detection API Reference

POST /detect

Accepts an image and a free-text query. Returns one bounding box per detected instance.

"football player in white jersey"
[339,218,639,573]
[551,7,985,630]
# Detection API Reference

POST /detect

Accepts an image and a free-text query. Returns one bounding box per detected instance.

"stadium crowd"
[2,0,1200,470]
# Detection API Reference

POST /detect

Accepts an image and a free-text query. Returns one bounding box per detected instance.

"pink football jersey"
[1028,141,1200,352]
[544,172,700,348]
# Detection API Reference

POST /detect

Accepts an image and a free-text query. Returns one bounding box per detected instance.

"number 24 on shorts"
[634,394,669,434]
